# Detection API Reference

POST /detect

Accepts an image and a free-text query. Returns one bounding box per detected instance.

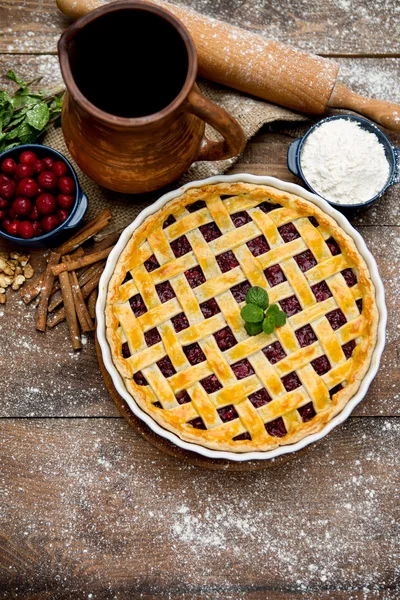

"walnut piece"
[0,251,34,303]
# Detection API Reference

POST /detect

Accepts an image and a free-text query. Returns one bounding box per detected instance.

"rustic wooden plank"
[0,418,398,598]
[0,0,399,56]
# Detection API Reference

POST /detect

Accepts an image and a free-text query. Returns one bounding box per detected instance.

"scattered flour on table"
[300,119,391,205]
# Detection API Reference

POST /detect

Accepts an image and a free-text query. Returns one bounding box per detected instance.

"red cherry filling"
[231,211,252,228]
[342,339,356,359]
[157,356,176,377]
[326,237,341,255]
[144,327,161,347]
[133,371,148,386]
[311,355,331,375]
[265,417,287,437]
[282,371,302,392]
[278,222,300,242]
[216,250,239,273]
[294,249,317,272]
[185,265,205,288]
[231,358,254,380]
[264,264,286,287]
[122,341,131,358]
[298,401,316,422]
[183,342,206,365]
[248,388,271,408]
[153,402,162,408]
[163,214,176,229]
[144,254,160,272]
[279,295,302,317]
[311,281,332,302]
[199,222,221,242]
[129,293,147,317]
[233,432,251,441]
[329,383,343,397]
[295,324,317,347]
[200,298,220,318]
[259,201,279,213]
[356,298,363,313]
[122,272,133,284]
[171,312,189,332]
[309,216,319,227]
[231,280,251,303]
[262,341,286,364]
[155,281,176,303]
[187,200,206,212]
[170,235,192,257]
[200,374,222,394]
[218,404,238,422]
[326,308,346,330]
[214,326,237,351]
[341,268,357,287]
[176,390,191,405]
[247,234,270,257]
[188,417,206,430]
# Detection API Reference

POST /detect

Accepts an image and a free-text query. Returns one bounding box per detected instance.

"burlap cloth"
[44,79,308,234]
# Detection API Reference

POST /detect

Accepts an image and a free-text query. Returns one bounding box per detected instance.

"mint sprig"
[240,286,287,336]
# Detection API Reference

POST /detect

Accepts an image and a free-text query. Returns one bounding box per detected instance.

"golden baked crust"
[105,183,378,452]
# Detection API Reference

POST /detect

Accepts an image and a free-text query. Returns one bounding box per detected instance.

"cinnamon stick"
[59,269,82,350]
[20,272,44,304]
[69,270,94,332]
[56,209,111,256]
[35,252,61,332]
[47,270,103,329]
[87,289,98,319]
[51,246,113,276]
[93,228,123,252]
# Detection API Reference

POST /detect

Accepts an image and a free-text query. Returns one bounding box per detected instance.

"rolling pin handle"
[287,138,303,178]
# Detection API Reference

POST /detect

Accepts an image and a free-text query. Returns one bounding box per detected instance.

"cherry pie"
[106,183,377,452]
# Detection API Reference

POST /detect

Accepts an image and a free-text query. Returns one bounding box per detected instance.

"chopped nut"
[0,287,5,294]
[8,259,18,268]
[15,266,23,276]
[23,264,34,279]
[0,293,5,304]
[0,251,8,260]
[0,258,14,276]
[12,274,26,291]
[0,274,12,288]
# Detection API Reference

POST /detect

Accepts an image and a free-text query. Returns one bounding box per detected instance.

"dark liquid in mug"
[68,9,189,118]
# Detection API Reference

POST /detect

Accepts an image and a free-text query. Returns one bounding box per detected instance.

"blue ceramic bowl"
[0,143,88,247]
[287,114,400,213]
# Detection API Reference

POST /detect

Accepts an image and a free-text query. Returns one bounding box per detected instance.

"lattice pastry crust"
[106,183,377,452]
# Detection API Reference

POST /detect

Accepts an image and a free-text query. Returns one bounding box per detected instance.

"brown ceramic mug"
[58,0,245,194]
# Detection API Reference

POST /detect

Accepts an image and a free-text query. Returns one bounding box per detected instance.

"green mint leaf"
[26,102,49,130]
[266,304,280,318]
[263,315,275,335]
[245,321,263,336]
[17,121,39,144]
[241,303,264,323]
[245,286,269,310]
[275,310,287,327]
[6,70,26,88]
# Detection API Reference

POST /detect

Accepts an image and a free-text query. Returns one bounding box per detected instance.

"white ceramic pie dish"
[96,174,387,462]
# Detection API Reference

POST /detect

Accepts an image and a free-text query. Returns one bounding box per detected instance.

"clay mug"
[58,0,245,194]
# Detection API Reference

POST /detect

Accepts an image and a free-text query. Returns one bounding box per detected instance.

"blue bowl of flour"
[287,115,399,213]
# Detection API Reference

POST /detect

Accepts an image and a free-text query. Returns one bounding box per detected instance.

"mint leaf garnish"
[275,310,287,327]
[245,286,269,310]
[245,321,263,336]
[262,314,275,334]
[240,303,264,323]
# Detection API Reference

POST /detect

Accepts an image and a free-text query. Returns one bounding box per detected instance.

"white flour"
[300,119,391,205]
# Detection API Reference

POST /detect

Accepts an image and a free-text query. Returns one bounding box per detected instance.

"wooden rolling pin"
[57,0,400,132]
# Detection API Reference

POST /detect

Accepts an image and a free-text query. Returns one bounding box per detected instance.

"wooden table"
[1,1,399,598]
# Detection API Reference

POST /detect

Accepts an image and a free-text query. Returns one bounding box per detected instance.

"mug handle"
[185,89,246,161]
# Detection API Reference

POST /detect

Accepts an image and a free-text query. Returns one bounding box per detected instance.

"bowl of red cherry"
[0,144,88,247]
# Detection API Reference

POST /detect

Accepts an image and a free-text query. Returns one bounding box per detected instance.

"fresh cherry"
[33,160,46,175]
[15,163,34,179]
[58,176,75,195]
[0,197,9,209]
[37,187,44,195]
[36,193,56,215]
[1,158,17,175]
[0,177,16,199]
[28,205,39,221]
[41,214,60,233]
[31,221,43,237]
[12,197,32,218]
[8,206,18,220]
[57,209,70,223]
[38,171,58,190]
[7,220,19,236]
[42,157,55,169]
[1,217,12,231]
[20,150,38,165]
[18,220,34,239]
[52,161,68,177]
[0,209,7,220]
[17,178,38,198]
[57,194,74,210]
